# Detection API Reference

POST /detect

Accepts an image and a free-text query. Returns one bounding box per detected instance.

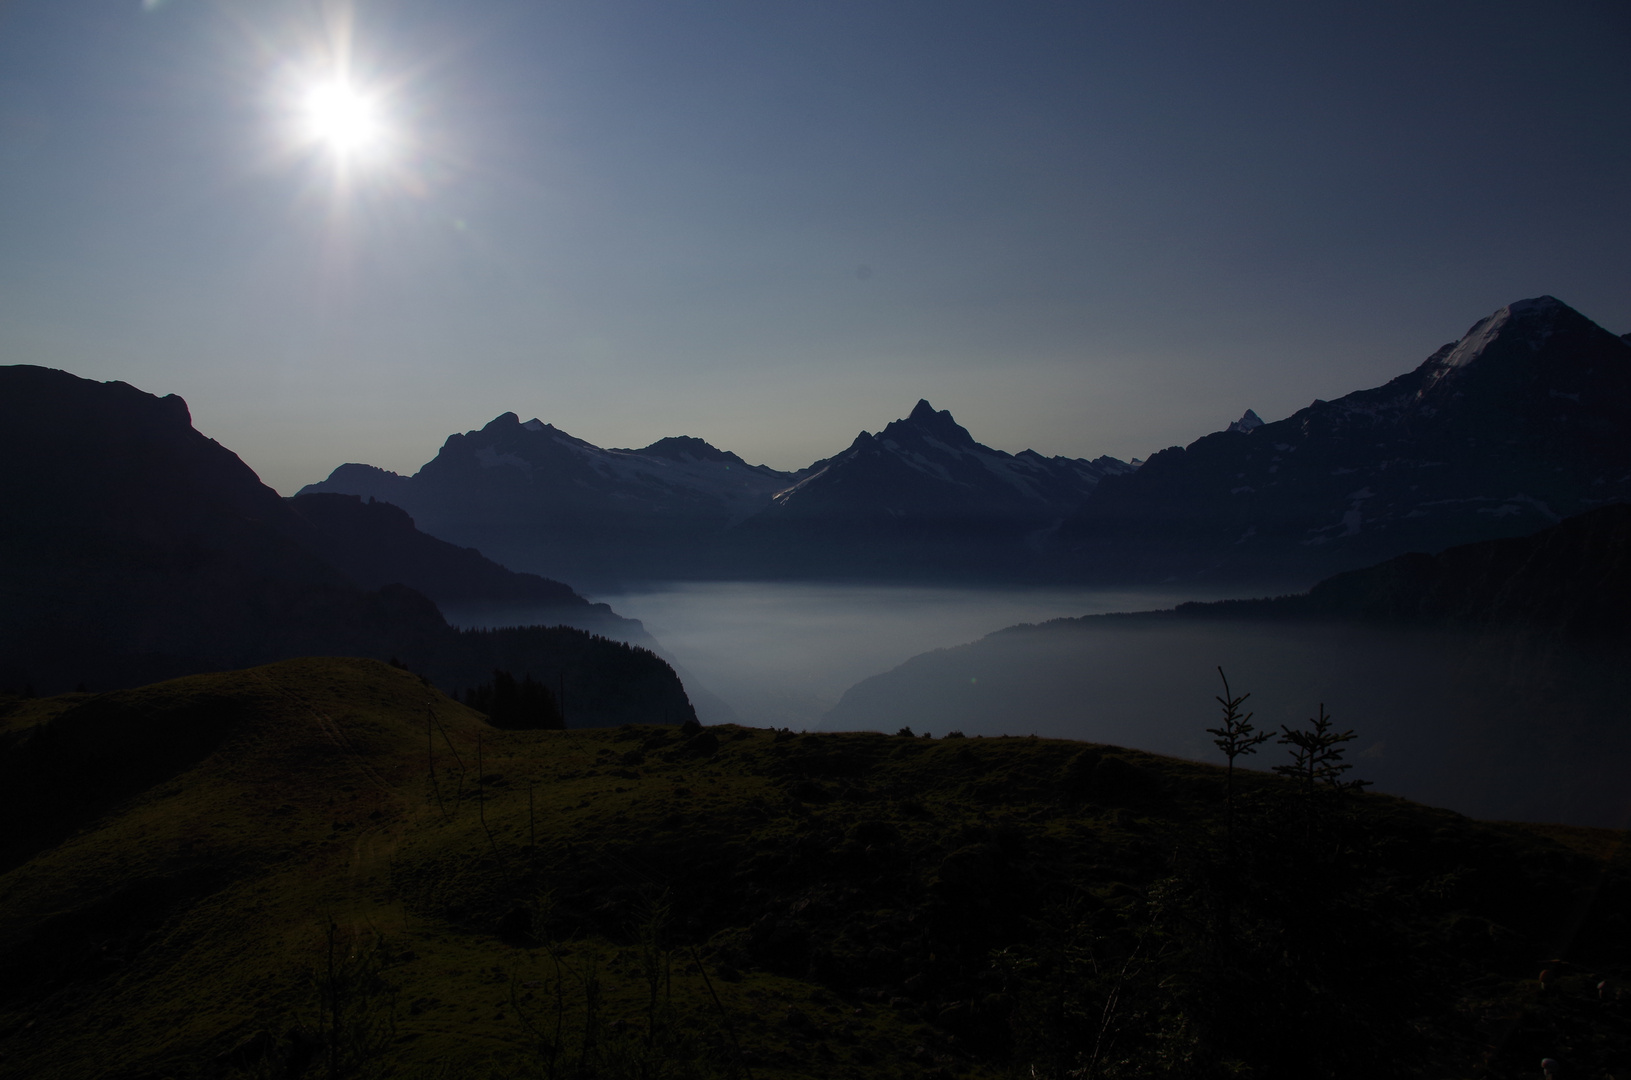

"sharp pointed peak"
[884,399,976,446]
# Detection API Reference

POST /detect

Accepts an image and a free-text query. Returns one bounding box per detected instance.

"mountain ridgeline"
[303,296,1631,590]
[306,399,1135,587]
[1062,296,1631,585]
[1176,501,1631,634]
[0,366,694,725]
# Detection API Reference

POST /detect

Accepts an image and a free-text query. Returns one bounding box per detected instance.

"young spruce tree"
[1206,666,1271,837]
[1274,703,1371,840]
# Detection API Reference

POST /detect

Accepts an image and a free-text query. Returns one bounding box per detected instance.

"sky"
[1,0,1628,494]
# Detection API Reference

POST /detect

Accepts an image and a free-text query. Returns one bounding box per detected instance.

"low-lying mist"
[829,615,1631,827]
[588,582,1223,728]
[449,581,1629,826]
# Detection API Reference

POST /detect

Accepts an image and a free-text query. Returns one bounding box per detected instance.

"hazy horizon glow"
[1,1,1628,493]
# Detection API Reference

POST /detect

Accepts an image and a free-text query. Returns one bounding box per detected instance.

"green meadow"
[1,657,1626,1079]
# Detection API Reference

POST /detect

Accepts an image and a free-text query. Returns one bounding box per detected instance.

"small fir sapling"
[1206,666,1271,831]
[1273,703,1370,795]
[1275,703,1372,841]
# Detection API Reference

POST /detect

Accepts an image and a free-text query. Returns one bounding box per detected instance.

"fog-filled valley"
[831,612,1631,827]
[444,580,1631,828]
[449,583,1227,727]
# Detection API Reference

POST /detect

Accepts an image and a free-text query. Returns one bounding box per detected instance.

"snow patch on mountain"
[1431,307,1512,381]
[475,446,533,471]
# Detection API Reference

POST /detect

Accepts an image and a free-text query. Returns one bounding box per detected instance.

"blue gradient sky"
[2,0,1627,492]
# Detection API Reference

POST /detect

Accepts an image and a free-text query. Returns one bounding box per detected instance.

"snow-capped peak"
[1435,306,1513,377]
[1412,296,1586,400]
[1228,409,1264,434]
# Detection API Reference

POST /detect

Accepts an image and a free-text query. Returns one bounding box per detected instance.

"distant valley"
[828,505,1631,826]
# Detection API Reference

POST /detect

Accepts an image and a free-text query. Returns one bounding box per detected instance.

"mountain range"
[0,365,693,725]
[730,400,1136,580]
[1061,295,1631,585]
[304,295,1631,589]
[304,399,1135,586]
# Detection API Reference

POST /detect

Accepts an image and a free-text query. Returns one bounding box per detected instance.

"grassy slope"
[0,659,1626,1080]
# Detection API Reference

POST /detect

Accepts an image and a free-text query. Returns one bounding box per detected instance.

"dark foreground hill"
[828,506,1631,826]
[0,366,690,724]
[0,658,1626,1079]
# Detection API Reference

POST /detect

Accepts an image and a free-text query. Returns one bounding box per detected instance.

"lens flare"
[300,79,386,161]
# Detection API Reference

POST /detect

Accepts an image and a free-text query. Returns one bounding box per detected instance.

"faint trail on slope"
[251,669,393,796]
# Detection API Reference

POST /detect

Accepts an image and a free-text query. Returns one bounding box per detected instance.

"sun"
[299,78,388,162]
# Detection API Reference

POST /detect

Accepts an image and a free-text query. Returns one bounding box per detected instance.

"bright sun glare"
[300,79,387,162]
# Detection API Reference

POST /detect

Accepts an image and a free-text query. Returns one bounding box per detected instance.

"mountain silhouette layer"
[0,366,693,725]
[305,412,805,587]
[731,399,1135,579]
[304,296,1631,588]
[1060,296,1631,586]
[1178,501,1631,634]
[301,399,1133,586]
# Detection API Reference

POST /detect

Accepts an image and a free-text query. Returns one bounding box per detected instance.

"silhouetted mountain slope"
[1,658,1626,1079]
[304,401,1133,584]
[0,366,422,687]
[734,399,1133,578]
[287,491,651,644]
[828,507,1631,825]
[0,366,693,725]
[1060,296,1631,586]
[303,412,800,585]
[1181,501,1631,634]
[289,492,582,607]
